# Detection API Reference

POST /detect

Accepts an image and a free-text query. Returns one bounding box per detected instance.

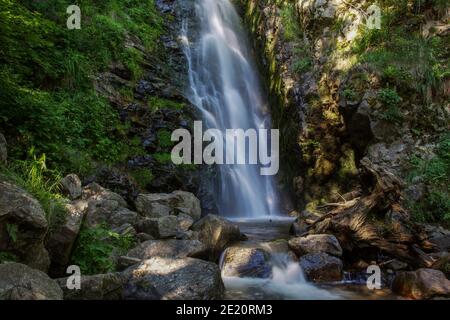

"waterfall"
[181,0,281,218]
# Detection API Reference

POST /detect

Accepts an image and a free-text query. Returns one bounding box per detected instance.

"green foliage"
[0,252,17,263]
[157,129,174,148]
[378,88,401,107]
[6,224,18,243]
[130,168,154,189]
[148,97,185,110]
[293,58,312,74]
[0,0,164,175]
[280,3,300,42]
[1,148,67,229]
[408,134,450,225]
[342,88,357,101]
[154,152,172,164]
[71,224,136,275]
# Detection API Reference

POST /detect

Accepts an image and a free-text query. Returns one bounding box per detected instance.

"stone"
[289,219,309,236]
[0,180,50,271]
[392,268,450,299]
[221,246,272,278]
[0,133,7,164]
[299,252,343,282]
[136,216,178,239]
[0,263,62,300]
[192,215,241,261]
[126,239,208,260]
[134,191,201,221]
[123,257,224,300]
[47,200,87,277]
[60,174,82,200]
[177,213,194,232]
[57,273,124,300]
[288,234,343,257]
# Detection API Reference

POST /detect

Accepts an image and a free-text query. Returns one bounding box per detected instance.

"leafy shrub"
[293,58,312,74]
[130,168,154,189]
[378,88,401,107]
[71,224,136,275]
[280,3,300,42]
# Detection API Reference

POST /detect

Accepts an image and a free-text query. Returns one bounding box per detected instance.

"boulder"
[0,263,63,300]
[126,239,207,260]
[136,216,178,239]
[47,200,87,277]
[0,133,6,165]
[123,257,224,300]
[392,268,450,299]
[83,183,138,229]
[0,180,50,271]
[221,246,272,278]
[192,215,241,261]
[57,273,124,300]
[422,224,450,252]
[60,174,82,200]
[289,219,309,236]
[134,191,201,221]
[288,234,343,257]
[177,213,194,232]
[299,252,343,282]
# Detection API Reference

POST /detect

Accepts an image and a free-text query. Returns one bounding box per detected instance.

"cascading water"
[181,0,280,218]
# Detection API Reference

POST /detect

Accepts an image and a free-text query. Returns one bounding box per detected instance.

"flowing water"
[181,0,280,218]
[181,0,395,300]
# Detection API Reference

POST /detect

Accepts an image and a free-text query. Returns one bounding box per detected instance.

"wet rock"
[0,133,7,164]
[60,174,82,200]
[127,239,207,260]
[0,180,50,272]
[221,246,272,278]
[47,200,87,277]
[136,216,178,239]
[289,234,343,257]
[299,253,343,282]
[0,263,62,300]
[392,268,450,299]
[57,273,124,300]
[192,215,241,261]
[123,257,224,300]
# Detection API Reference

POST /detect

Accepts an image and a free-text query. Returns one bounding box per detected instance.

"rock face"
[47,200,87,277]
[299,253,343,282]
[0,133,6,164]
[83,183,138,229]
[0,180,50,271]
[288,234,343,257]
[136,216,178,239]
[60,174,82,200]
[392,268,450,299]
[192,215,241,261]
[135,191,201,221]
[57,273,124,300]
[123,257,224,300]
[221,246,272,278]
[0,263,63,300]
[126,239,207,260]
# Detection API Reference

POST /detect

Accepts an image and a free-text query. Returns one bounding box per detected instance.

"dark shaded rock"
[192,215,241,261]
[60,174,82,200]
[221,246,272,278]
[0,180,50,272]
[289,234,343,257]
[57,273,124,300]
[136,216,178,239]
[0,263,62,300]
[299,253,343,282]
[0,133,7,165]
[126,239,207,260]
[123,257,224,300]
[392,268,450,299]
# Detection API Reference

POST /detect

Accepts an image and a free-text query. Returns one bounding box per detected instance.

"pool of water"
[222,218,399,300]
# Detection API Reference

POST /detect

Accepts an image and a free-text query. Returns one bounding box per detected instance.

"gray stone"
[57,273,124,300]
[299,252,343,282]
[0,180,50,271]
[136,216,178,239]
[60,174,82,200]
[192,215,241,261]
[288,234,343,257]
[392,268,450,299]
[221,246,272,278]
[0,263,62,300]
[0,133,7,165]
[123,257,224,300]
[126,239,208,260]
